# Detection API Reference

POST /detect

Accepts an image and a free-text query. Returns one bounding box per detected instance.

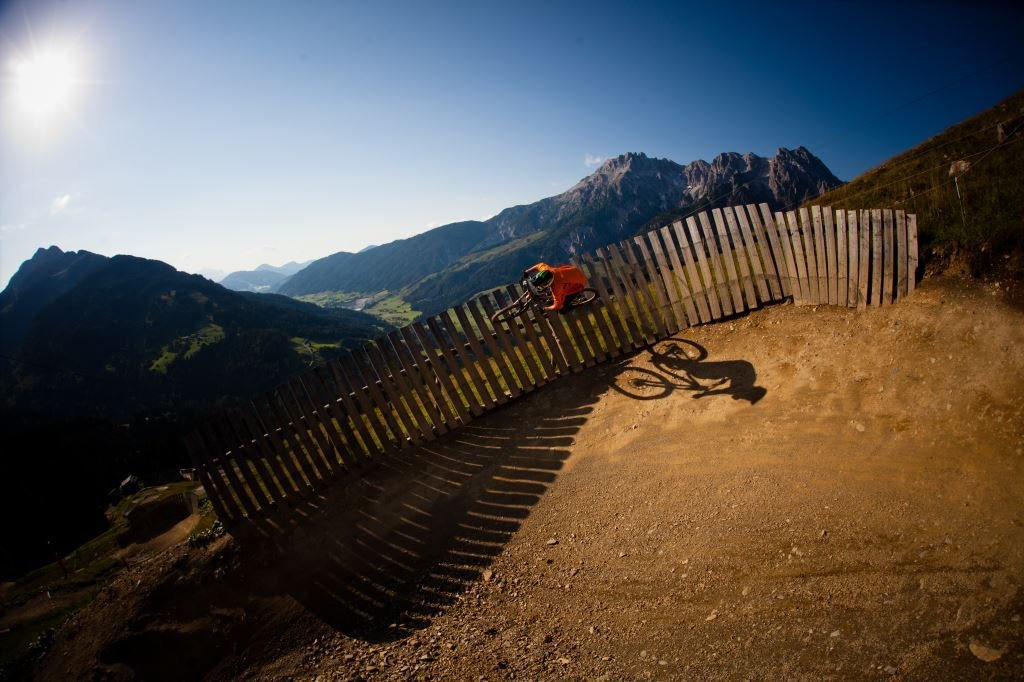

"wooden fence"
[183,204,918,525]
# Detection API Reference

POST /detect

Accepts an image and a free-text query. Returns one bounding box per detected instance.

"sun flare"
[9,47,82,126]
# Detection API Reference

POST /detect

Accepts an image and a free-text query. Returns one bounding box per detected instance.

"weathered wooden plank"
[238,405,305,498]
[799,208,822,304]
[465,298,524,396]
[567,299,602,367]
[712,208,746,312]
[811,207,829,303]
[253,393,321,493]
[819,206,839,305]
[556,268,606,365]
[882,209,895,305]
[502,285,559,378]
[896,210,908,300]
[647,228,690,329]
[288,377,345,473]
[582,252,632,353]
[363,342,426,442]
[224,408,288,504]
[275,383,333,480]
[871,209,883,306]
[656,225,699,326]
[611,241,662,341]
[250,396,317,492]
[386,329,449,433]
[297,376,352,472]
[490,289,550,381]
[835,210,848,307]
[197,422,261,516]
[908,213,919,296]
[425,316,485,418]
[307,367,366,461]
[594,247,646,348]
[858,210,871,311]
[685,216,725,319]
[764,207,798,301]
[633,233,680,333]
[674,220,714,322]
[567,261,619,359]
[545,298,589,369]
[327,357,387,452]
[724,207,758,309]
[439,310,495,410]
[846,211,858,308]
[372,339,434,442]
[784,211,811,305]
[398,324,463,426]
[354,346,409,446]
[474,296,534,394]
[732,205,772,304]
[183,431,238,523]
[698,211,735,316]
[755,204,790,299]
[203,419,268,512]
[411,319,471,425]
[233,406,293,499]
[208,418,277,511]
[450,305,507,404]
[491,290,551,383]
[332,355,392,452]
[350,348,406,447]
[546,278,598,368]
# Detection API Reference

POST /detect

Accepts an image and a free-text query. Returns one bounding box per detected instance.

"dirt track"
[36,276,1024,680]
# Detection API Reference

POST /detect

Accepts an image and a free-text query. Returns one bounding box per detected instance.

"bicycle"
[489,276,599,324]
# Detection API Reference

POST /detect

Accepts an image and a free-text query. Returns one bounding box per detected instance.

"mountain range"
[1,247,382,422]
[268,147,839,313]
[219,260,311,293]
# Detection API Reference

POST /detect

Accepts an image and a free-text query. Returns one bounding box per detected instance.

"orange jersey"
[534,262,588,309]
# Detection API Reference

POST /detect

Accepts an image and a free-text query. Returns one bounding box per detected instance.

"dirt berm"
[35,276,1023,681]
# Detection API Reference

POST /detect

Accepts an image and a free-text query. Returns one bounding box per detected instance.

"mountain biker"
[524,262,589,313]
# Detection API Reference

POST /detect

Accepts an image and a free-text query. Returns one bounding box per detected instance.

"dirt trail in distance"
[35,277,1024,681]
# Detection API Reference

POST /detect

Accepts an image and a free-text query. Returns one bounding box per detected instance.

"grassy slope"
[808,90,1024,255]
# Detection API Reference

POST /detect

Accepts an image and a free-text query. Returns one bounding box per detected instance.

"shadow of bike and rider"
[225,336,764,645]
[609,337,766,404]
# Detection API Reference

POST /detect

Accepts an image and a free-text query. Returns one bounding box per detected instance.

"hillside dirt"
[33,276,1024,681]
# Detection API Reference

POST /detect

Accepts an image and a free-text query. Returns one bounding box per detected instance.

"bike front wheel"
[490,291,532,323]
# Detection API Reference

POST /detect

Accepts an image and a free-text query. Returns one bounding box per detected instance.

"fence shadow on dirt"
[235,366,616,642]
[228,338,763,643]
[609,337,766,404]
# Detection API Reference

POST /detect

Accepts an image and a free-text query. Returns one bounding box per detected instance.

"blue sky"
[1,0,1022,287]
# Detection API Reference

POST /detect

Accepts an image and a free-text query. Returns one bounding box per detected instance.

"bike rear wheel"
[567,288,599,308]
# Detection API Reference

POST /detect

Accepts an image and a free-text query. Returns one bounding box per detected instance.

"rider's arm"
[545,286,564,311]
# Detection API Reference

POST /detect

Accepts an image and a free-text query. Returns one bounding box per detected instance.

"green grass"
[294,290,366,308]
[291,336,342,359]
[294,290,421,327]
[149,322,226,373]
[364,294,420,326]
[808,90,1024,258]
[184,323,225,359]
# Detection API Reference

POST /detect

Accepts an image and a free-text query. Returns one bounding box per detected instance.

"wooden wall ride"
[184,204,918,524]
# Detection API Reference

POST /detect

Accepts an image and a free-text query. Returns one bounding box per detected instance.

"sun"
[9,47,82,125]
